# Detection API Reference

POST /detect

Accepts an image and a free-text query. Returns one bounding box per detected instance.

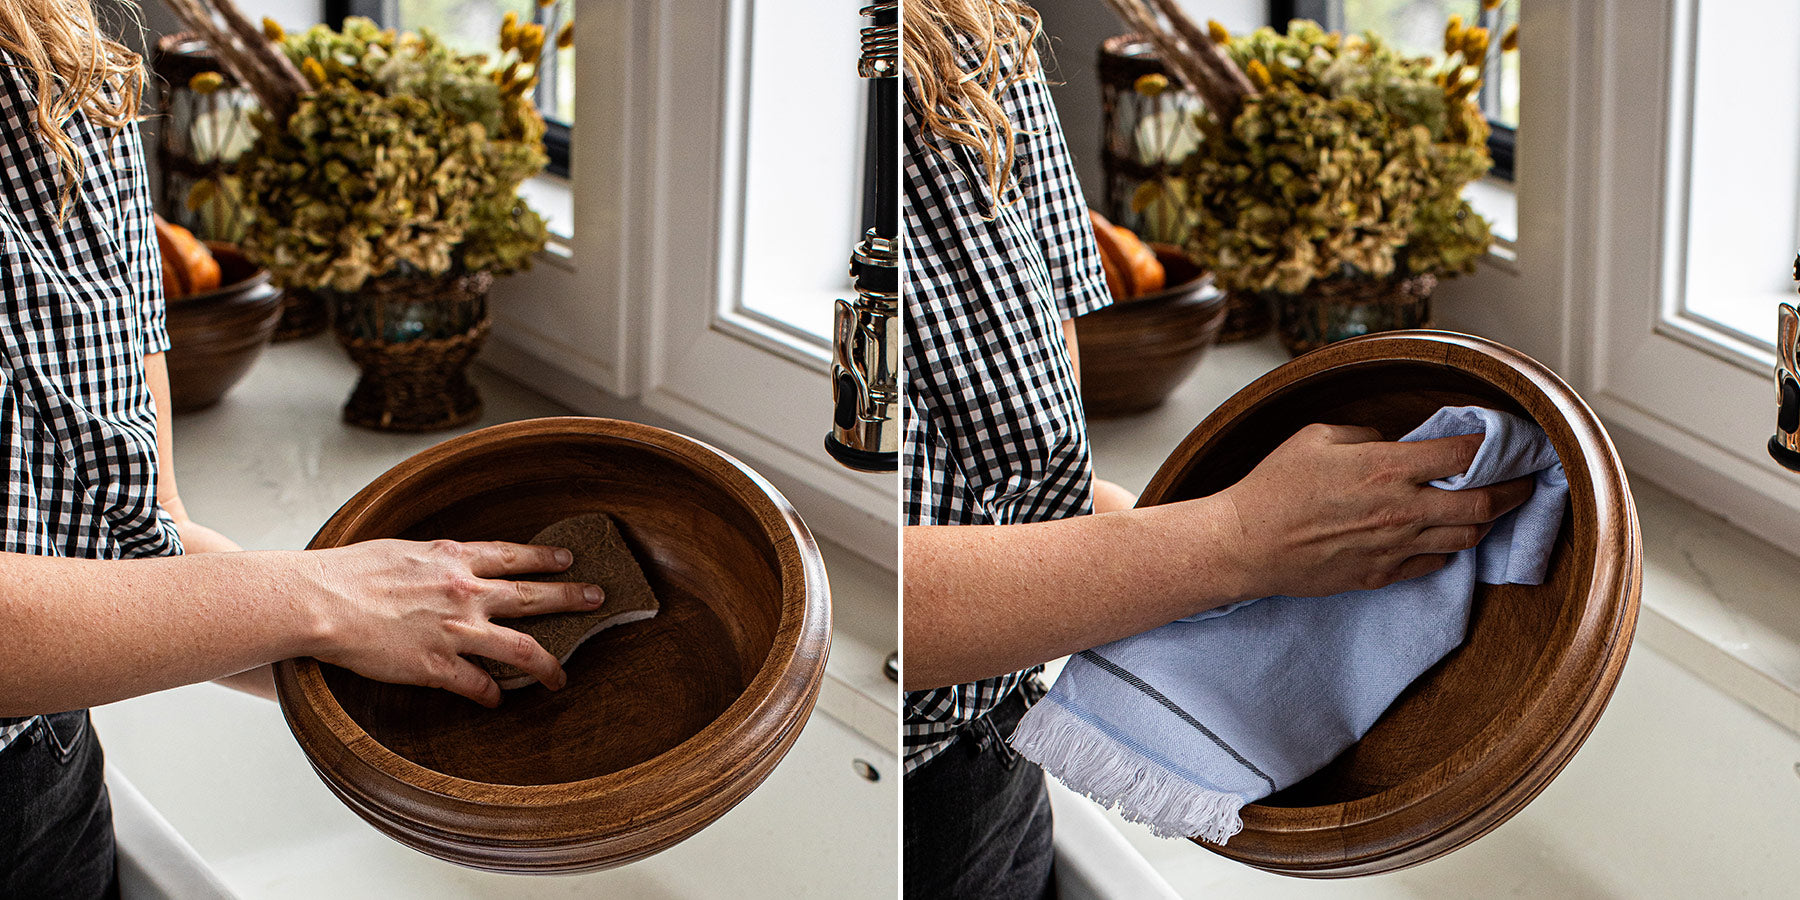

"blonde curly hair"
[904,0,1042,203]
[0,0,145,219]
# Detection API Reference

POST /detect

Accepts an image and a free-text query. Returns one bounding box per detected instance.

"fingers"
[1381,433,1485,482]
[486,578,604,619]
[437,657,504,708]
[465,624,568,691]
[1391,554,1450,584]
[459,541,576,578]
[1412,521,1494,554]
[1418,475,1535,526]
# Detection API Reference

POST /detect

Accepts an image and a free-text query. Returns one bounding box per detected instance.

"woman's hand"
[304,539,605,708]
[1214,423,1535,600]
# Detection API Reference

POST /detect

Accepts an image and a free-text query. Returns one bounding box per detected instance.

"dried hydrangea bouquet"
[1105,0,1516,354]
[163,0,568,429]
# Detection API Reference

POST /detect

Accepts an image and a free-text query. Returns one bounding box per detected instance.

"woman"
[900,3,1533,896]
[0,6,602,896]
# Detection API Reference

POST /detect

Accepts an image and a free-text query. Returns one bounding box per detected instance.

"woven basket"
[334,272,493,432]
[273,288,329,342]
[1275,273,1437,357]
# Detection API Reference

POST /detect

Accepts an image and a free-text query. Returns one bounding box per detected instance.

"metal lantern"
[1097,34,1204,246]
[150,33,257,242]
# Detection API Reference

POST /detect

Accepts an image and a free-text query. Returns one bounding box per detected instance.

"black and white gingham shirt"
[0,59,182,754]
[902,41,1112,773]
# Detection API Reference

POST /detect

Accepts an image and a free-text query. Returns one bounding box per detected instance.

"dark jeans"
[0,710,118,900]
[905,689,1055,900]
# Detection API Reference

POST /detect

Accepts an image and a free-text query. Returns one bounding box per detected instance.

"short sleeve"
[1006,76,1113,321]
[113,120,170,356]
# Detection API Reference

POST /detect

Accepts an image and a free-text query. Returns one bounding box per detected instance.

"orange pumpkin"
[153,215,221,299]
[1088,209,1165,300]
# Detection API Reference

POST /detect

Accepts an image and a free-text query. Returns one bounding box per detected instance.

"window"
[1272,0,1516,179]
[724,0,865,353]
[325,0,573,178]
[1666,0,1797,358]
[1483,0,1800,551]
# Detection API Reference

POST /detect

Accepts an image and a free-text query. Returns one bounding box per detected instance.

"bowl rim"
[273,416,831,870]
[1138,330,1640,876]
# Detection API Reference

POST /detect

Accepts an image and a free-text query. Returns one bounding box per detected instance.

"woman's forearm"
[902,497,1251,691]
[2,534,607,714]
[0,549,330,715]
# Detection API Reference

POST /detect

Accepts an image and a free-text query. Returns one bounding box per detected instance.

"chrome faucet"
[1773,300,1799,471]
[827,2,900,472]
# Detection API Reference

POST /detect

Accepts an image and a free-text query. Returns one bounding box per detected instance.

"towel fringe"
[1010,700,1246,844]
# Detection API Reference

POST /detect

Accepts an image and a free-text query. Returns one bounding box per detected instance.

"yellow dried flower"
[500,11,519,50]
[301,57,326,87]
[262,17,284,43]
[517,24,545,60]
[1462,27,1490,61]
[1501,23,1519,53]
[1131,179,1163,214]
[1482,0,1503,10]
[539,0,556,6]
[556,21,574,50]
[185,179,217,211]
[188,71,226,94]
[1447,70,1481,100]
[1207,19,1229,46]
[1444,15,1464,55]
[1134,72,1169,97]
[1246,58,1271,89]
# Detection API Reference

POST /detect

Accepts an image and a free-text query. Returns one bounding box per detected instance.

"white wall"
[1031,0,1266,208]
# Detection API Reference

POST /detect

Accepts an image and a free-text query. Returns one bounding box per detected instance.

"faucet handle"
[1773,302,1800,471]
[1780,302,1799,376]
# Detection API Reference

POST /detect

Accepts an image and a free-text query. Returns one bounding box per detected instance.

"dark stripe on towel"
[1076,650,1278,792]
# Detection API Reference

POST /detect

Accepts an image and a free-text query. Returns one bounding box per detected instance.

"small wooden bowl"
[165,243,283,412]
[273,417,831,873]
[1140,331,1640,877]
[1076,246,1228,418]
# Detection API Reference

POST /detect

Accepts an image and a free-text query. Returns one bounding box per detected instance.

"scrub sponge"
[478,512,660,689]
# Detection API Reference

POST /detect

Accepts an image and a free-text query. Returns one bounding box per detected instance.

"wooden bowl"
[1139,331,1640,877]
[273,417,831,873]
[1075,246,1227,418]
[165,243,284,412]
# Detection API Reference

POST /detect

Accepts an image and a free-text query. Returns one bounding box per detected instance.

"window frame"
[323,0,571,177]
[1426,0,1800,555]
[1268,0,1515,181]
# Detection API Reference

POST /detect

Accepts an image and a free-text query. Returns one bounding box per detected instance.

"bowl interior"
[315,430,785,787]
[1152,359,1591,807]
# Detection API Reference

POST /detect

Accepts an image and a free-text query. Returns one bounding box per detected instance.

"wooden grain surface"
[1137,331,1640,877]
[1076,247,1229,418]
[273,417,831,873]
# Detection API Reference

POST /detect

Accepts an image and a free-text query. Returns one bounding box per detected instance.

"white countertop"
[94,335,898,898]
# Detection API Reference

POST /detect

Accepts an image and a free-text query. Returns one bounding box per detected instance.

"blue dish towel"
[1009,406,1569,842]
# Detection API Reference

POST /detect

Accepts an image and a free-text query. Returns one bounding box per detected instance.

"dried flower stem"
[1101,0,1253,122]
[158,0,307,121]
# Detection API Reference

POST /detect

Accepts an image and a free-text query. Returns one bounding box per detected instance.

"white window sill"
[1088,335,1800,738]
[519,173,574,264]
[1465,175,1518,267]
